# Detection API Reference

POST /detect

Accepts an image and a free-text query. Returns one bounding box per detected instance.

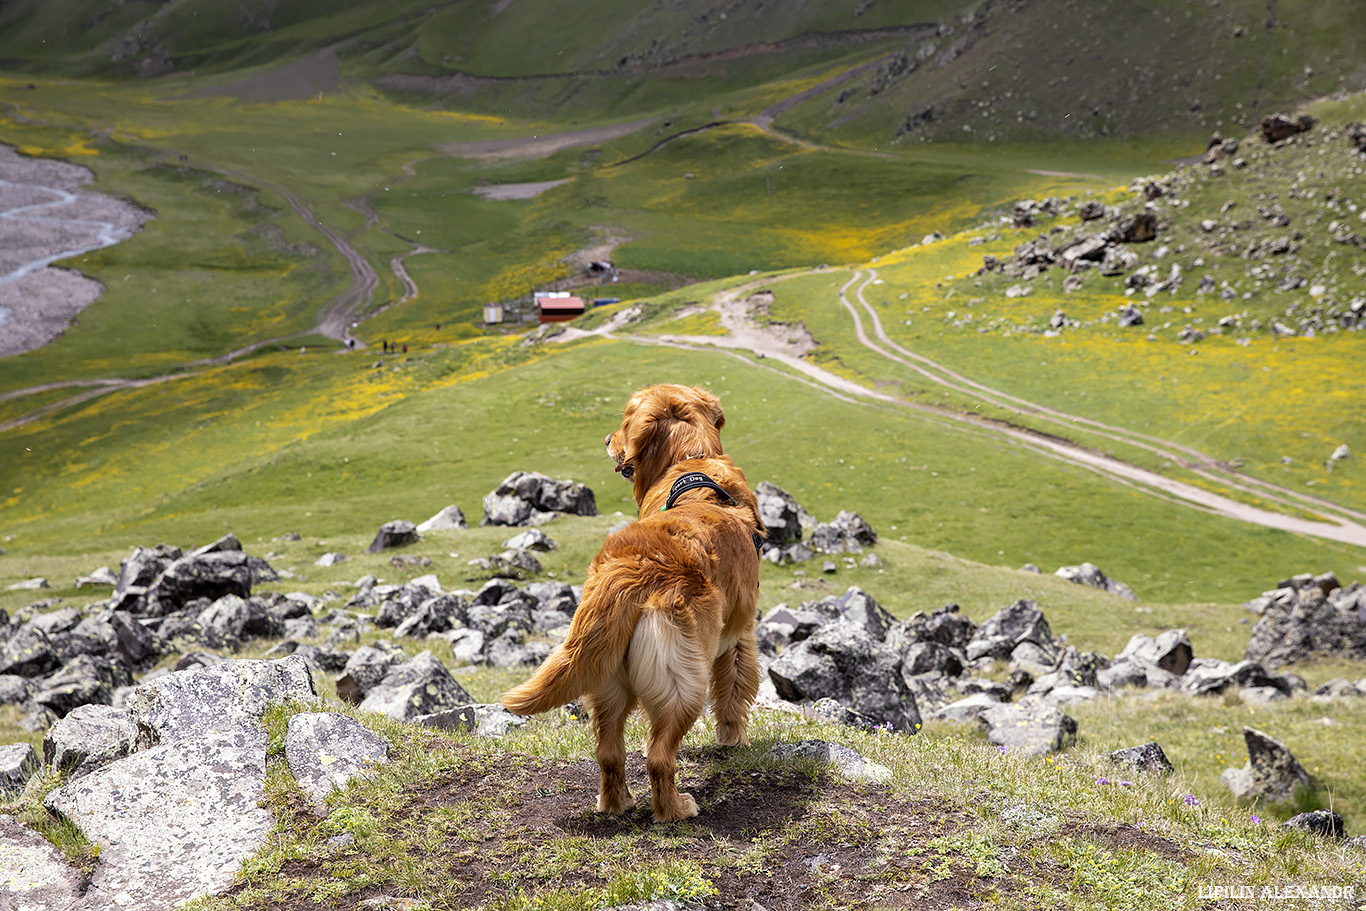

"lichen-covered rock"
[0,813,85,909]
[335,641,408,705]
[980,697,1077,756]
[417,505,468,532]
[367,520,421,553]
[45,727,273,910]
[284,712,390,816]
[356,652,473,721]
[43,703,138,779]
[1109,742,1173,774]
[767,622,921,732]
[125,655,317,748]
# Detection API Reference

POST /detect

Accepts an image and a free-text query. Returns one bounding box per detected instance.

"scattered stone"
[416,703,528,738]
[285,712,391,815]
[929,692,1002,724]
[1109,742,1173,774]
[503,529,558,552]
[767,739,892,784]
[1112,212,1158,243]
[315,552,348,567]
[480,471,597,526]
[1260,113,1316,144]
[6,578,48,591]
[1283,810,1345,839]
[1245,579,1366,666]
[1220,727,1311,802]
[335,641,408,704]
[75,565,119,588]
[1117,629,1193,676]
[367,520,421,553]
[416,505,468,532]
[755,482,807,545]
[965,599,1056,663]
[1054,562,1137,600]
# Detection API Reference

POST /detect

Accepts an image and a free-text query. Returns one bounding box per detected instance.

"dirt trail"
[558,269,1366,548]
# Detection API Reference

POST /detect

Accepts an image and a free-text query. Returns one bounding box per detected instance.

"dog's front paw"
[597,788,636,815]
[715,723,750,748]
[655,792,699,822]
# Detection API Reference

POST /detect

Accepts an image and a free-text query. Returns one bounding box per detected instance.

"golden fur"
[501,384,764,821]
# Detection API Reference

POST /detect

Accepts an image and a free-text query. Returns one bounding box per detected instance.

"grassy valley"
[2,1,1366,907]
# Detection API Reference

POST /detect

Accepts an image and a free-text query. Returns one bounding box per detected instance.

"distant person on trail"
[383,340,389,352]
[347,337,356,350]
[402,343,408,353]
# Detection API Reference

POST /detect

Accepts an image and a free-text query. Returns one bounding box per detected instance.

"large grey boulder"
[44,704,138,779]
[767,623,921,732]
[480,471,597,526]
[1220,727,1311,803]
[357,652,474,721]
[395,594,468,640]
[929,692,1003,724]
[0,814,85,909]
[1096,657,1178,692]
[1180,658,1294,697]
[45,727,273,911]
[285,713,390,816]
[335,641,408,705]
[965,599,1056,663]
[1283,810,1345,839]
[0,742,39,793]
[1117,629,1193,676]
[417,505,468,532]
[141,550,256,616]
[980,697,1077,756]
[367,520,421,553]
[886,603,978,653]
[71,609,163,668]
[755,482,805,546]
[124,655,317,748]
[191,594,285,648]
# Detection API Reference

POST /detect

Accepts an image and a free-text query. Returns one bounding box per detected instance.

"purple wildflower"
[1118,780,1134,787]
[1184,795,1199,807]
[1096,778,1111,786]
[1250,814,1262,825]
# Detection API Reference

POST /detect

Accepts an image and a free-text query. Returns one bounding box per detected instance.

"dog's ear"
[689,386,725,432]
[621,385,724,471]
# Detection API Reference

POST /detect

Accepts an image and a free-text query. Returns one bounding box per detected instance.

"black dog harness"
[660,472,765,556]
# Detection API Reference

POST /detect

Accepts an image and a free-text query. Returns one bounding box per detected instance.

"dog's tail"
[500,574,643,716]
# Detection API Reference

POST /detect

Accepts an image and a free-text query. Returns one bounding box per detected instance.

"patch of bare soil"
[187,47,341,102]
[437,120,655,162]
[228,741,1003,911]
[470,179,570,200]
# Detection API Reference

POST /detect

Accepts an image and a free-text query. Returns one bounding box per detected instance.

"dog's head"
[606,384,726,503]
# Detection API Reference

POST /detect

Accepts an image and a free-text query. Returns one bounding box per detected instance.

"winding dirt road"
[561,270,1366,548]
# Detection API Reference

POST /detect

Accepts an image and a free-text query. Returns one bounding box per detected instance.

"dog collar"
[661,472,765,557]
[661,472,737,510]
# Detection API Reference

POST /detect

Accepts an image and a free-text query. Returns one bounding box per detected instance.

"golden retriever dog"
[502,385,765,821]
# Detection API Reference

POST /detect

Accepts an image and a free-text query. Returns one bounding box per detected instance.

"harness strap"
[660,471,764,557]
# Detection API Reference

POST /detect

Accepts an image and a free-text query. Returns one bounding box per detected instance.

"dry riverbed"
[0,143,151,357]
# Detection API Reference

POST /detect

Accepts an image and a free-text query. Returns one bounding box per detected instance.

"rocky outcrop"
[357,652,474,721]
[0,814,86,908]
[1244,575,1366,666]
[480,471,597,526]
[1261,113,1316,144]
[768,622,921,732]
[1109,742,1173,774]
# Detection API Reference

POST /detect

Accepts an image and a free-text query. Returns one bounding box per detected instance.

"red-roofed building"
[534,292,586,323]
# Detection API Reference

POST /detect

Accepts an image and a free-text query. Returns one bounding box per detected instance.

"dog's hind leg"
[711,634,760,747]
[630,613,707,821]
[586,680,636,814]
